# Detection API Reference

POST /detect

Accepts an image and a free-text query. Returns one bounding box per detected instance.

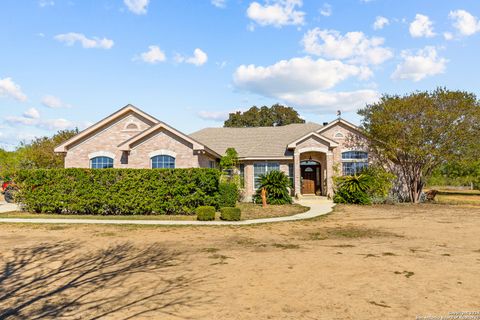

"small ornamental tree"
[219,148,239,171]
[358,88,480,203]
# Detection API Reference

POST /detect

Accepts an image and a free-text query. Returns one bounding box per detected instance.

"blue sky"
[1,0,480,149]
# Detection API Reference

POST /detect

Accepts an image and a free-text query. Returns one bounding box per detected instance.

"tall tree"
[358,88,480,203]
[224,104,305,127]
[18,128,79,169]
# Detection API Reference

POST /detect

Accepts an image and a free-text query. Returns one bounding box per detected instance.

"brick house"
[55,104,368,200]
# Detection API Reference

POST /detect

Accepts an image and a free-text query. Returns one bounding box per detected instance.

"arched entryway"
[300,160,321,195]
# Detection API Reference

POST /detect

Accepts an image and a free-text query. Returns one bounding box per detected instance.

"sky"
[1,0,480,150]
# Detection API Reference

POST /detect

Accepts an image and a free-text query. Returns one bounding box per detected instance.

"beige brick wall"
[128,129,205,168]
[64,113,152,168]
[64,114,215,169]
[320,122,367,175]
[240,159,293,200]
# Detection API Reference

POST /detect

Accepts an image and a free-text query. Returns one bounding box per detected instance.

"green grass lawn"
[0,203,310,221]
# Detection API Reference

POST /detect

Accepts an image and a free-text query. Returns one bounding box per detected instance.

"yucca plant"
[254,170,292,205]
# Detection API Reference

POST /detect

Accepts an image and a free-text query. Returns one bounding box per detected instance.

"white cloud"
[391,46,447,82]
[279,90,380,113]
[41,95,71,109]
[409,14,435,38]
[23,108,40,119]
[449,10,480,36]
[233,56,377,113]
[175,48,208,66]
[211,0,226,8]
[0,77,28,102]
[246,0,305,28]
[234,57,372,94]
[38,0,54,7]
[138,45,166,64]
[5,114,74,131]
[124,0,150,15]
[443,32,454,40]
[197,111,229,121]
[54,33,114,49]
[320,3,332,17]
[302,28,393,65]
[373,16,389,30]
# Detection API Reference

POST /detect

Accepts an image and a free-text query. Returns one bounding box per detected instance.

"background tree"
[429,160,480,189]
[224,104,305,127]
[358,88,480,203]
[17,128,79,169]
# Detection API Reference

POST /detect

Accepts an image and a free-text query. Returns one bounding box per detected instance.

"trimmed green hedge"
[15,168,221,215]
[218,182,238,207]
[220,207,241,221]
[196,206,216,221]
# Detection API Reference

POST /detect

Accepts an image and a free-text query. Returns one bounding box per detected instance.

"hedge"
[218,182,238,207]
[196,206,216,221]
[220,207,241,221]
[15,168,221,215]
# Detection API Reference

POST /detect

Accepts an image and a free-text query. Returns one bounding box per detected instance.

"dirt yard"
[0,203,479,319]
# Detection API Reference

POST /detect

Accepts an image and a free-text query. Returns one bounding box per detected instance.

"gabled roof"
[118,122,220,158]
[190,122,324,158]
[287,131,339,149]
[54,104,159,153]
[317,118,361,134]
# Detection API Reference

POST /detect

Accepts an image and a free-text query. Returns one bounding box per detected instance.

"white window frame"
[341,151,368,175]
[253,162,280,191]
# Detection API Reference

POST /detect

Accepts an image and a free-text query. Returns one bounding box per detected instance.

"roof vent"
[322,122,329,126]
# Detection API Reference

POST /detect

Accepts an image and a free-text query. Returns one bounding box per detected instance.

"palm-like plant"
[336,174,373,193]
[255,170,292,205]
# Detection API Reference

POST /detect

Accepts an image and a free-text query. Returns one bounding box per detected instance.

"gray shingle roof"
[189,122,323,158]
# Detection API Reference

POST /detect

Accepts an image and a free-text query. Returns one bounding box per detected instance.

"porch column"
[326,151,334,198]
[294,151,301,197]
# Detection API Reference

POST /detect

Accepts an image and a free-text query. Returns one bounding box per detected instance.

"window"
[209,160,216,168]
[341,151,368,175]
[151,155,175,169]
[288,163,294,187]
[90,156,113,169]
[342,151,368,160]
[334,132,344,138]
[254,162,279,189]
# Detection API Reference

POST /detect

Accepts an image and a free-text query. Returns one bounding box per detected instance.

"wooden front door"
[301,166,317,194]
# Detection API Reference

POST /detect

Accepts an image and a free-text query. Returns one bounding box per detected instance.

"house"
[54,104,368,200]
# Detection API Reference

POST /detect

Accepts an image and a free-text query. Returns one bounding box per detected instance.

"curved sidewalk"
[0,199,334,226]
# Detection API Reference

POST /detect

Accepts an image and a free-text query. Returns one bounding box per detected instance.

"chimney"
[322,122,328,126]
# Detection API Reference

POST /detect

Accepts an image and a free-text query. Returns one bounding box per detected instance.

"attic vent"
[125,123,139,130]
[334,132,345,138]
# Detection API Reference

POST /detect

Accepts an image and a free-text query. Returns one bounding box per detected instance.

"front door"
[301,166,317,194]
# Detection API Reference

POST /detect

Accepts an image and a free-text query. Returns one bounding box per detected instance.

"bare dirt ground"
[0,203,479,319]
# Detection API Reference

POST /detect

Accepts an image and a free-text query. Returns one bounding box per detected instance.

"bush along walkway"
[0,198,334,226]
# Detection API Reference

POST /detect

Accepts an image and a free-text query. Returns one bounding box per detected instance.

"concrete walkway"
[0,198,334,226]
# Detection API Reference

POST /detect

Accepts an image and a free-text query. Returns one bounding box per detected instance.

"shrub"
[220,207,241,221]
[253,170,292,205]
[218,182,238,207]
[333,188,372,205]
[15,168,221,215]
[333,167,395,205]
[196,206,216,221]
